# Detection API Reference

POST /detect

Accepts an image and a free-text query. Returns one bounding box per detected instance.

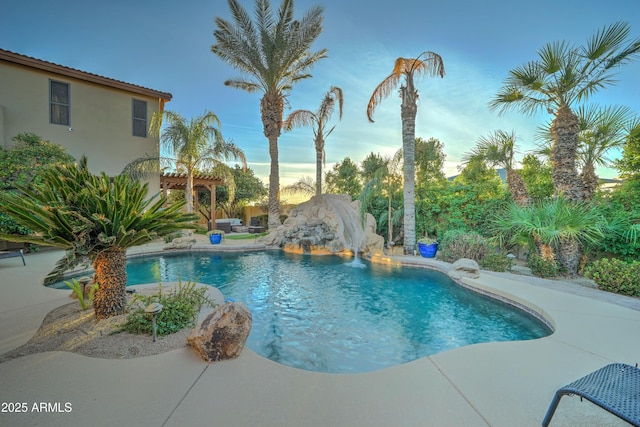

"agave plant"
[491,196,605,275]
[0,157,197,319]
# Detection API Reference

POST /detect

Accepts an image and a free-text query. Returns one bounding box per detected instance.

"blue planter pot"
[209,234,222,244]
[418,242,438,258]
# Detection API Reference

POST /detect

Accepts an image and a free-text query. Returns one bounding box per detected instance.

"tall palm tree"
[283,86,343,196]
[0,157,197,318]
[535,105,638,201]
[123,110,246,215]
[462,130,530,206]
[490,21,640,202]
[367,52,445,254]
[212,0,328,230]
[359,149,403,248]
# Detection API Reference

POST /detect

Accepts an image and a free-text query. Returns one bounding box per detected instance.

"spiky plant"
[0,157,197,318]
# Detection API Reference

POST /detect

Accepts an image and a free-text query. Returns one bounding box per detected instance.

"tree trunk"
[93,248,128,319]
[261,91,284,230]
[400,80,417,255]
[556,238,581,276]
[506,169,530,207]
[186,171,194,214]
[551,105,582,202]
[315,135,323,196]
[580,162,598,202]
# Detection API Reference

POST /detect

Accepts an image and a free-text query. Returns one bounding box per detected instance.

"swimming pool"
[59,251,552,373]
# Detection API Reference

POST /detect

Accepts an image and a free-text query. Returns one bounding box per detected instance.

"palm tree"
[367,51,445,254]
[283,86,343,196]
[359,149,403,248]
[0,157,197,318]
[123,110,246,216]
[462,130,530,206]
[282,176,318,200]
[491,196,605,275]
[490,21,640,202]
[536,105,638,201]
[212,0,328,230]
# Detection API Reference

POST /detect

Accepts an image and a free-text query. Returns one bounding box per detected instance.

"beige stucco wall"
[0,61,163,193]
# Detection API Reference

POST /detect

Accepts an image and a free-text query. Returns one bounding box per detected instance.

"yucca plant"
[0,157,198,319]
[491,196,605,275]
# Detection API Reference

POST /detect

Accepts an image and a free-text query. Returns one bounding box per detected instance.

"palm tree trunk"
[551,105,582,202]
[556,239,581,276]
[186,171,194,214]
[580,162,598,202]
[93,248,128,319]
[261,91,284,230]
[315,136,323,196]
[400,82,417,255]
[506,169,530,206]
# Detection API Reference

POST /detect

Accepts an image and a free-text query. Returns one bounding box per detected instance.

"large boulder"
[188,302,252,363]
[259,194,384,256]
[448,258,481,280]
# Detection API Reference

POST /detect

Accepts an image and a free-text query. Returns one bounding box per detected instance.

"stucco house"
[0,48,171,192]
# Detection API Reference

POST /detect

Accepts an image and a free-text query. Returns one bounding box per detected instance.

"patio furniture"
[542,363,640,427]
[0,249,26,266]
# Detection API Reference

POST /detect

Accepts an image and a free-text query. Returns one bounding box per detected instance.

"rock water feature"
[261,194,384,256]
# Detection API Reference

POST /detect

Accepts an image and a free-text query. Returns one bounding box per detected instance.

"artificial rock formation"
[188,302,252,363]
[260,194,384,256]
[447,258,481,280]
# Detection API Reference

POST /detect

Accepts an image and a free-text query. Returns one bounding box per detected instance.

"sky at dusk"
[2,0,639,188]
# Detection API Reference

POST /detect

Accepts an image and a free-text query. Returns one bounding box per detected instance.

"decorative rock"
[188,302,252,363]
[166,237,196,249]
[448,258,481,280]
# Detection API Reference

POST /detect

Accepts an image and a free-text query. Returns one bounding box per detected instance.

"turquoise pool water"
[58,251,552,373]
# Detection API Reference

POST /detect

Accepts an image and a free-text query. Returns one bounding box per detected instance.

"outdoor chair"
[542,363,640,426]
[0,249,26,266]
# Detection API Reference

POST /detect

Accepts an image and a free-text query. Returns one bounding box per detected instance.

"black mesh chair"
[542,363,640,426]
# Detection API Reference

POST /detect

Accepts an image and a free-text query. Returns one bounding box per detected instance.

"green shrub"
[527,253,559,278]
[584,258,640,296]
[163,231,183,243]
[439,229,489,263]
[118,279,216,336]
[481,253,511,272]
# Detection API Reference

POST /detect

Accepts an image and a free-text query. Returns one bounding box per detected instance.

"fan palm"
[492,196,605,275]
[490,21,640,202]
[123,110,246,215]
[212,0,328,230]
[536,105,638,201]
[462,130,530,206]
[367,51,445,254]
[283,86,343,196]
[0,157,197,318]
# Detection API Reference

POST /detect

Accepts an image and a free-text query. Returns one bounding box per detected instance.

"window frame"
[132,98,148,138]
[49,80,70,126]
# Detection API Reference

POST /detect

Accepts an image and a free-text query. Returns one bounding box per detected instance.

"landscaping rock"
[448,258,480,280]
[188,302,252,363]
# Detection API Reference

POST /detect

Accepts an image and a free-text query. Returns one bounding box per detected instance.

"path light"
[145,302,163,342]
[507,253,516,271]
[78,276,91,298]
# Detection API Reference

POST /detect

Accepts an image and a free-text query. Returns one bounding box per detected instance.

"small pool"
[55,251,552,373]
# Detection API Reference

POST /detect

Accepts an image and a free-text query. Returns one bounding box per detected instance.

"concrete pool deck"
[1,237,639,427]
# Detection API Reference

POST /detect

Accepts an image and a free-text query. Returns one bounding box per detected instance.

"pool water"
[70,251,552,373]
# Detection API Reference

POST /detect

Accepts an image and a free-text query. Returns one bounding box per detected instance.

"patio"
[0,239,639,426]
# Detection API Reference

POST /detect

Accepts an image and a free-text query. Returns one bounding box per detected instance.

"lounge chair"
[0,249,26,266]
[542,363,640,426]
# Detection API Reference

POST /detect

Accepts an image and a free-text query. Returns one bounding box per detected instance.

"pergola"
[160,172,225,221]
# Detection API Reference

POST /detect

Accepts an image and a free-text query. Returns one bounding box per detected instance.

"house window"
[132,99,147,137]
[50,80,70,126]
